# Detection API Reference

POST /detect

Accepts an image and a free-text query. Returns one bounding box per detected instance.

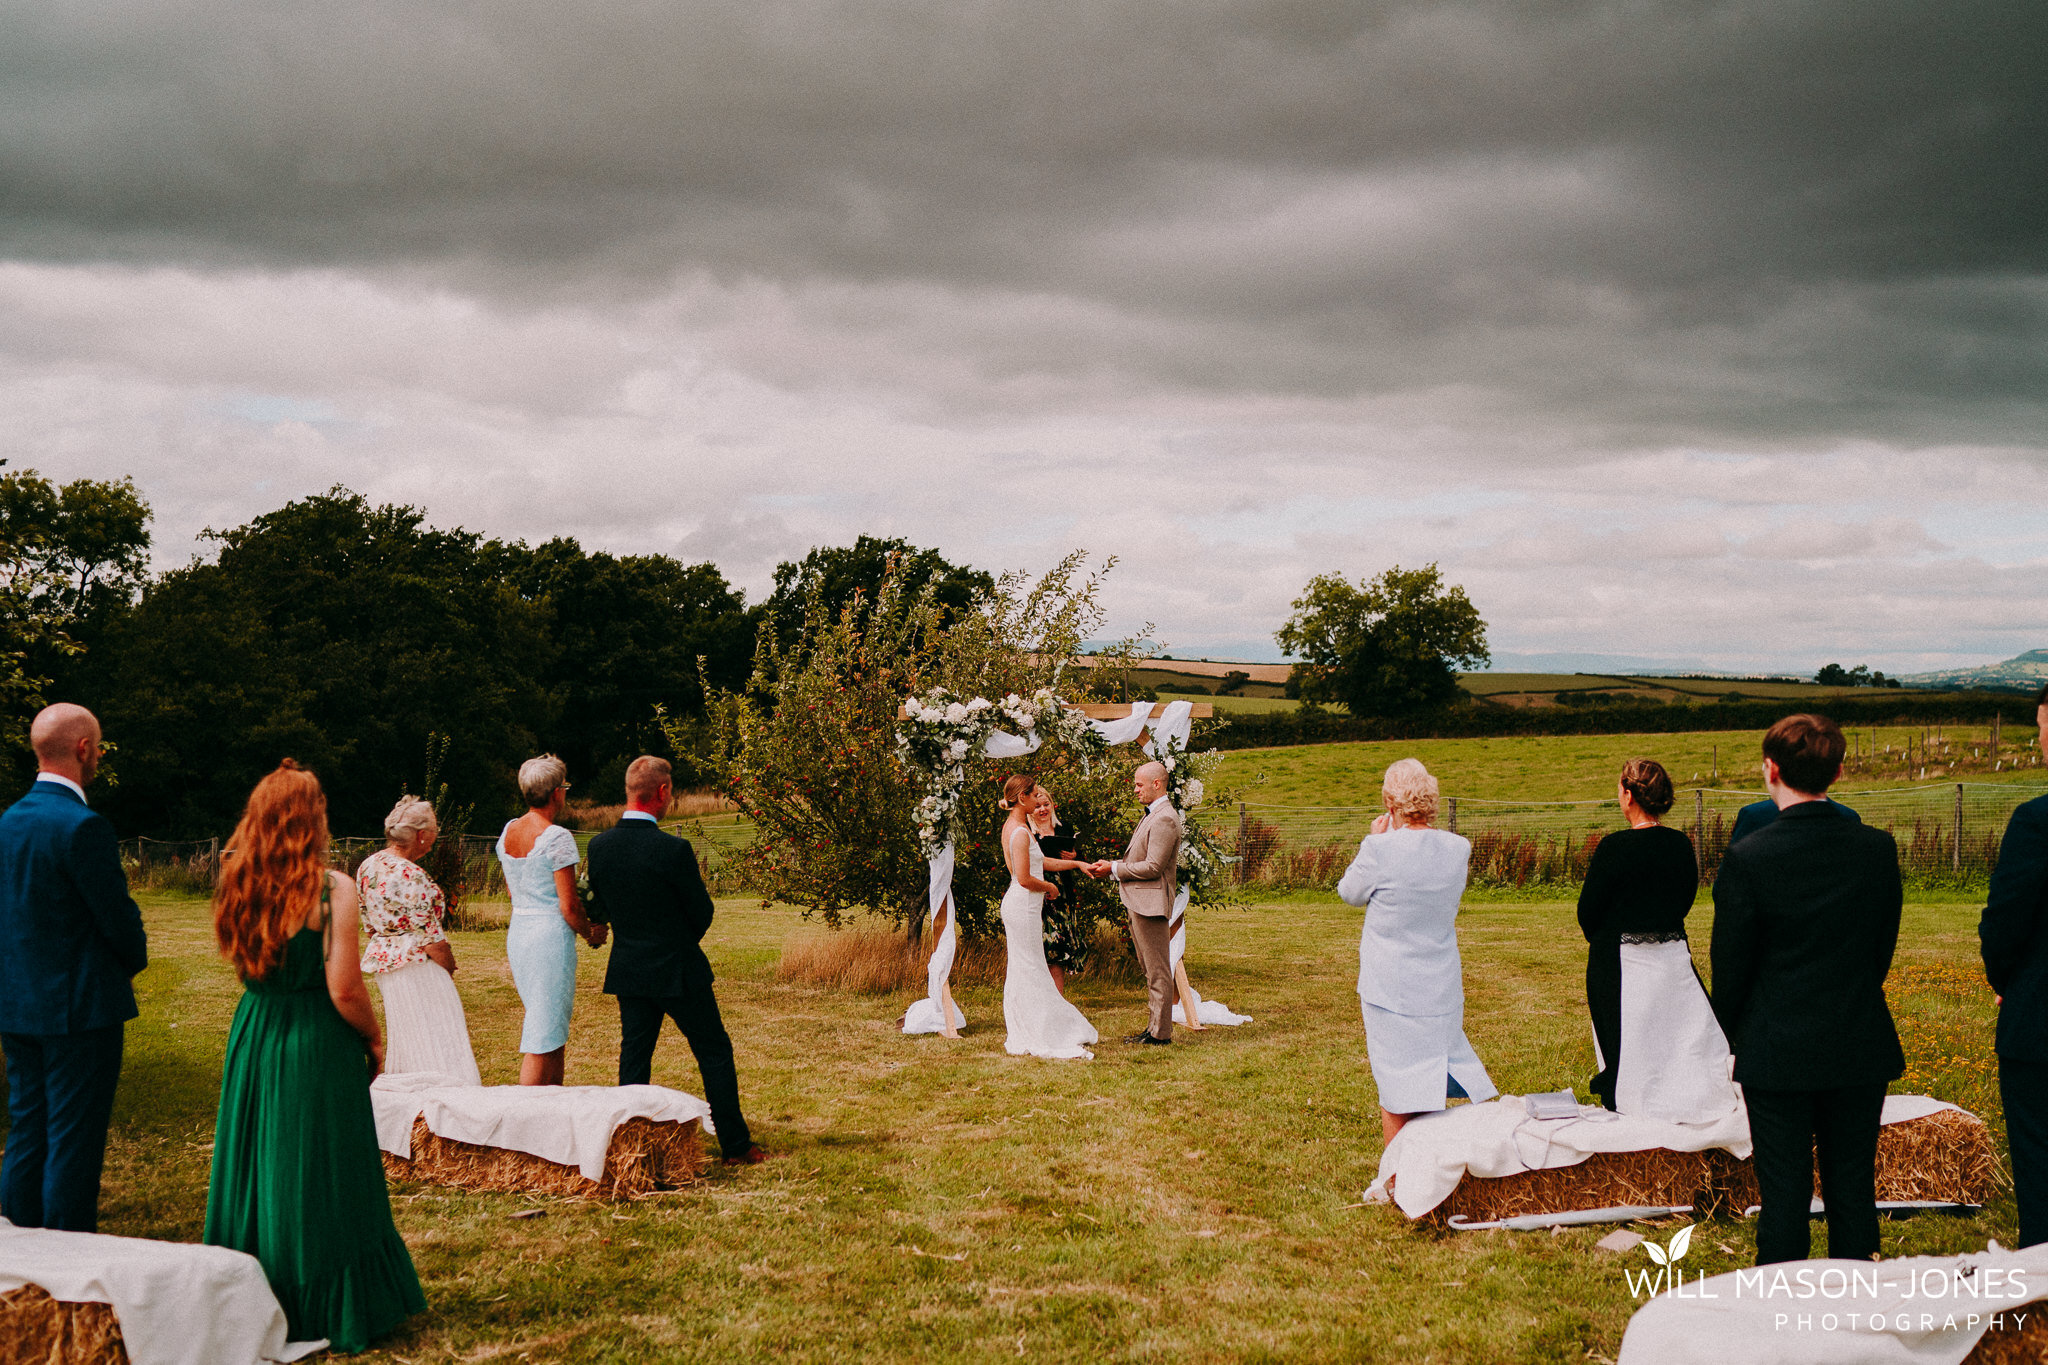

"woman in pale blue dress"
[496,755,606,1085]
[1337,758,1497,1146]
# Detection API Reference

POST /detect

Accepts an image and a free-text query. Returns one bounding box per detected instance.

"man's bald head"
[1133,760,1169,806]
[30,703,101,785]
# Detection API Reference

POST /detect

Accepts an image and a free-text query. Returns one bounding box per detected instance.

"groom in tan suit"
[1088,761,1181,1045]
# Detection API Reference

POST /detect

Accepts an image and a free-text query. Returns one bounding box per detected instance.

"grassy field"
[28,888,2014,1363]
[1214,725,2043,807]
[1454,673,1954,707]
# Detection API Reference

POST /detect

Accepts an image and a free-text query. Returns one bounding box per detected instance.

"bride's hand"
[1044,883,1059,899]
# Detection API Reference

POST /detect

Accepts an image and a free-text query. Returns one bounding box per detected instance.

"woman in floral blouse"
[357,797,481,1084]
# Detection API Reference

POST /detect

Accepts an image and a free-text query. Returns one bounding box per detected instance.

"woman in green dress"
[204,759,425,1353]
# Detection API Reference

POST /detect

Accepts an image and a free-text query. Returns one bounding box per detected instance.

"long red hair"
[214,759,331,981]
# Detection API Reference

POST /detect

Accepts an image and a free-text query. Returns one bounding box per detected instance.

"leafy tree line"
[0,472,989,839]
[1816,662,1904,689]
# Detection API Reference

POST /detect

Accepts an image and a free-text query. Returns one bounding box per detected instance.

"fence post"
[1448,796,1458,833]
[1236,802,1248,884]
[1993,712,2002,763]
[1954,783,1964,873]
[1692,788,1704,873]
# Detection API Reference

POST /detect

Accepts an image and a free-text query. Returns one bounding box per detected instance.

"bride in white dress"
[998,777,1099,1060]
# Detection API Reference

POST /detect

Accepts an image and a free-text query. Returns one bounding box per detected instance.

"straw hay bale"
[1964,1306,2048,1365]
[1713,1108,2002,1213]
[0,1283,128,1365]
[382,1114,706,1200]
[1426,1110,1998,1226]
[1432,1147,1751,1226]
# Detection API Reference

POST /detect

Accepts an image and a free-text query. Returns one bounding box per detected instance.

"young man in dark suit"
[585,756,765,1165]
[1981,683,2048,1246]
[0,703,147,1232]
[1711,713,1903,1265]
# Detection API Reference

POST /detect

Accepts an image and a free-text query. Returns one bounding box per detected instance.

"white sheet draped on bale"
[1366,1093,1965,1219]
[1619,1241,2048,1364]
[0,1217,325,1365]
[370,1075,713,1180]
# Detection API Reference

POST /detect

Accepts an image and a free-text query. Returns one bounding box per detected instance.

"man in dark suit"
[1729,794,1860,846]
[0,703,147,1232]
[586,756,764,1165]
[1711,713,1903,1265]
[1981,683,2048,1247]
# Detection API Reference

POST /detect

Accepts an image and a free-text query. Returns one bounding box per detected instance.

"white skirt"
[1361,1000,1498,1114]
[376,959,482,1085]
[1609,939,1740,1125]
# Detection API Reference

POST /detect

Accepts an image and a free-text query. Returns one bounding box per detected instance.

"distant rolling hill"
[1900,650,2048,693]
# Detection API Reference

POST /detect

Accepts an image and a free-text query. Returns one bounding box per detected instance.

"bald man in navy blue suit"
[0,704,146,1232]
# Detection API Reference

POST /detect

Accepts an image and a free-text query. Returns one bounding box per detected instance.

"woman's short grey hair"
[518,754,569,807]
[1382,758,1439,822]
[384,797,438,848]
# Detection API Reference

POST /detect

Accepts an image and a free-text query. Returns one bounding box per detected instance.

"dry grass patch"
[563,790,741,830]
[776,923,1147,995]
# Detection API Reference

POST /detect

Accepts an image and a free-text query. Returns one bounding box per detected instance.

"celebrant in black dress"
[1577,759,1702,1111]
[1028,793,1087,994]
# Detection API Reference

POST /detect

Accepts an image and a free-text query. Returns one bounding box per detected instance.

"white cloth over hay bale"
[372,1075,712,1198]
[1368,1093,1751,1219]
[1367,1094,1987,1222]
[1619,1241,2048,1365]
[0,1217,324,1365]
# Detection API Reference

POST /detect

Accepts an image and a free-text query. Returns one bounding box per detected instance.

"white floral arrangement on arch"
[1153,731,1235,904]
[896,686,1106,859]
[897,688,998,858]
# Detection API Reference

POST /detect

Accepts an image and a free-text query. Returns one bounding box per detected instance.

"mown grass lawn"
[22,889,2016,1363]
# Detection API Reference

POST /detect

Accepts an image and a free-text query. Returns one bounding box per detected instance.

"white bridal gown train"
[1001,827,1097,1060]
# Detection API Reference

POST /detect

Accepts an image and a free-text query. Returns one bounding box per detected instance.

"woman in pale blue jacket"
[1338,758,1497,1144]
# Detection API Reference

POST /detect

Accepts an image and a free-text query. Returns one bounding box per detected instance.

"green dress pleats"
[204,927,425,1353]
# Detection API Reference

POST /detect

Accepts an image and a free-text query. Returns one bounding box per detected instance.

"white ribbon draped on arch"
[902,698,1247,1035]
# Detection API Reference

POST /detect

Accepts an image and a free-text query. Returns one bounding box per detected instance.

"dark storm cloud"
[3,0,2045,442]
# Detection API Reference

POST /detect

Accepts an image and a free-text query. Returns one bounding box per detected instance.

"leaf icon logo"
[1640,1224,1693,1267]
[1667,1225,1694,1262]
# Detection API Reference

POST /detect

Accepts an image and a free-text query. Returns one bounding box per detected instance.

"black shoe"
[1125,1031,1171,1046]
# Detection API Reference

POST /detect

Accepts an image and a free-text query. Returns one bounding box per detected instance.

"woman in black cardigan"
[1577,759,1701,1111]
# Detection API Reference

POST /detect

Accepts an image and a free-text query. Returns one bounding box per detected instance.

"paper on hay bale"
[0,1218,320,1365]
[1371,1094,1987,1222]
[1618,1241,2048,1365]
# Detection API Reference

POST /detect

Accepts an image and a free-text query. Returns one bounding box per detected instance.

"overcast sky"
[3,1,2044,671]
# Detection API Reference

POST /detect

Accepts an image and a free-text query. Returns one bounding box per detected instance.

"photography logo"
[1625,1224,1697,1300]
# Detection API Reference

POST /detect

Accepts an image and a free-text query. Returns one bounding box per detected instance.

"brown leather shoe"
[723,1145,773,1166]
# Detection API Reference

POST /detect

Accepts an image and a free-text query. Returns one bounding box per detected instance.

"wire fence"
[124,819,758,905]
[127,782,2040,902]
[1221,782,2048,892]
